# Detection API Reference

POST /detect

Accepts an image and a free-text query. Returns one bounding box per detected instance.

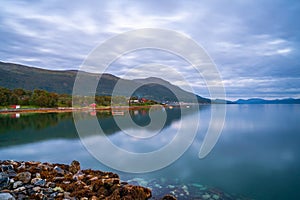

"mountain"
[133,77,210,103]
[0,61,78,94]
[0,61,210,103]
[234,98,300,104]
[211,99,235,104]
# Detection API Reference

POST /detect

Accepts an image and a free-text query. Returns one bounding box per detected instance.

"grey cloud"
[0,0,299,99]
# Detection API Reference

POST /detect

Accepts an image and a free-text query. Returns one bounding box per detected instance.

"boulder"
[16,172,31,184]
[0,193,16,200]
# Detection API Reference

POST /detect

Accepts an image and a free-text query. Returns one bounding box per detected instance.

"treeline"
[0,87,157,108]
[0,87,69,107]
[0,87,114,108]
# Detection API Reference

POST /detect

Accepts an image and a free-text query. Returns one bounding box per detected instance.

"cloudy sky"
[1,0,299,100]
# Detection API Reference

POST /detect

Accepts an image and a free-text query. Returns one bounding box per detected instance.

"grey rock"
[13,186,26,192]
[1,165,13,172]
[24,184,34,189]
[35,173,41,179]
[202,194,211,199]
[73,170,84,181]
[167,185,175,189]
[17,193,27,200]
[8,171,17,178]
[34,179,46,187]
[17,163,25,170]
[53,177,64,182]
[49,192,58,198]
[0,193,16,200]
[32,186,41,192]
[54,166,64,175]
[63,180,70,184]
[46,182,56,188]
[27,188,35,196]
[13,181,23,189]
[0,172,10,190]
[1,165,16,178]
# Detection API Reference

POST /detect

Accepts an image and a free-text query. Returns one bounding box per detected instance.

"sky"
[1,0,300,100]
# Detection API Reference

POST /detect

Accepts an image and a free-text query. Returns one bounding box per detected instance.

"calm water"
[0,104,300,199]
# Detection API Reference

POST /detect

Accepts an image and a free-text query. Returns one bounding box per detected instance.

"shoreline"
[0,160,251,200]
[0,105,159,114]
[0,105,184,115]
[0,160,175,200]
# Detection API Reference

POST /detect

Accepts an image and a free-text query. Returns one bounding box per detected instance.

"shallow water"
[0,104,299,199]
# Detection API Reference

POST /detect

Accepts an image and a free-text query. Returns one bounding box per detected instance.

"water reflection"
[1,105,300,199]
[0,112,72,133]
[0,106,203,148]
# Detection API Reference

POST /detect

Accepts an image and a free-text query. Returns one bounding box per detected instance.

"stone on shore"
[161,194,177,200]
[0,160,152,200]
[0,192,15,200]
[16,171,31,183]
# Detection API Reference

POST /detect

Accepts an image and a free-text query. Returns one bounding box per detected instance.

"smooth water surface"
[0,104,300,199]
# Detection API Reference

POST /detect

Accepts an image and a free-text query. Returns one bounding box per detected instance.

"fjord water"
[0,104,300,199]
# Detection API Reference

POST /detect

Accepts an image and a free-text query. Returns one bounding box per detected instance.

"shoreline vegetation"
[0,86,193,115]
[0,86,161,109]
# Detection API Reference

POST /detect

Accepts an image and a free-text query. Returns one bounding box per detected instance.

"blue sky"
[1,0,299,100]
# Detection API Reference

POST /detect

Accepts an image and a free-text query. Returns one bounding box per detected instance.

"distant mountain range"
[232,98,300,104]
[1,61,299,104]
[211,98,300,104]
[0,61,210,103]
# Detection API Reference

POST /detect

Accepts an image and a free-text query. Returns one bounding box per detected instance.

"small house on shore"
[10,105,20,109]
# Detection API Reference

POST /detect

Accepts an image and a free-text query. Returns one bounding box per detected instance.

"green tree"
[9,94,19,105]
[48,92,58,107]
[0,87,11,106]
[111,96,127,105]
[30,89,58,107]
[58,94,72,107]
[95,95,112,106]
[12,88,26,96]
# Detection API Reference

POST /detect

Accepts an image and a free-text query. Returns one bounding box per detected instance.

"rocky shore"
[0,160,175,200]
